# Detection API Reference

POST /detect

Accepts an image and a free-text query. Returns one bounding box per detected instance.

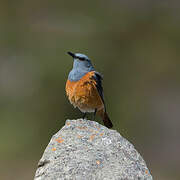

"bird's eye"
[78,57,86,61]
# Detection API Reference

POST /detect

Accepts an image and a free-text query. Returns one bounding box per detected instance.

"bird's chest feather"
[66,72,103,109]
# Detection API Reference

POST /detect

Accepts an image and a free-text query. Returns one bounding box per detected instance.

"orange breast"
[66,71,104,112]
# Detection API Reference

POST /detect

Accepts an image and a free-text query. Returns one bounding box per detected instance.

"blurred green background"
[0,0,180,179]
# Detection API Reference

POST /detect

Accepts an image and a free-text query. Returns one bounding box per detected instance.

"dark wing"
[91,71,106,111]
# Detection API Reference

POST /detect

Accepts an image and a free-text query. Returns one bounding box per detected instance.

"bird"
[66,52,113,128]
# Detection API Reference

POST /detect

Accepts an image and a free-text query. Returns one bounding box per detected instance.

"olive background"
[0,1,180,179]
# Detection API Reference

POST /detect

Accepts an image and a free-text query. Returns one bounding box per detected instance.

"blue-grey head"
[67,52,95,81]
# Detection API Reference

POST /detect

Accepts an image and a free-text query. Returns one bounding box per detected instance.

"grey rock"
[34,119,153,180]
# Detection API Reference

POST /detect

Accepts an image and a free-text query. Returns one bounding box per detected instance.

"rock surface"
[34,119,153,180]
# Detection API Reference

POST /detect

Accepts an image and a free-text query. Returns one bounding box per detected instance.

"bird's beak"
[67,52,75,58]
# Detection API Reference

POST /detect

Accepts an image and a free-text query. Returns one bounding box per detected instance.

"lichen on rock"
[34,119,153,180]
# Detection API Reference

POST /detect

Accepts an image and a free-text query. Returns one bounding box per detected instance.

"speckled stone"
[34,119,153,180]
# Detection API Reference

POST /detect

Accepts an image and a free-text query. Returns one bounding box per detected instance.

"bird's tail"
[98,109,113,128]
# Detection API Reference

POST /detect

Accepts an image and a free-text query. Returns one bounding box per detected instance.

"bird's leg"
[82,113,87,119]
[93,109,97,121]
